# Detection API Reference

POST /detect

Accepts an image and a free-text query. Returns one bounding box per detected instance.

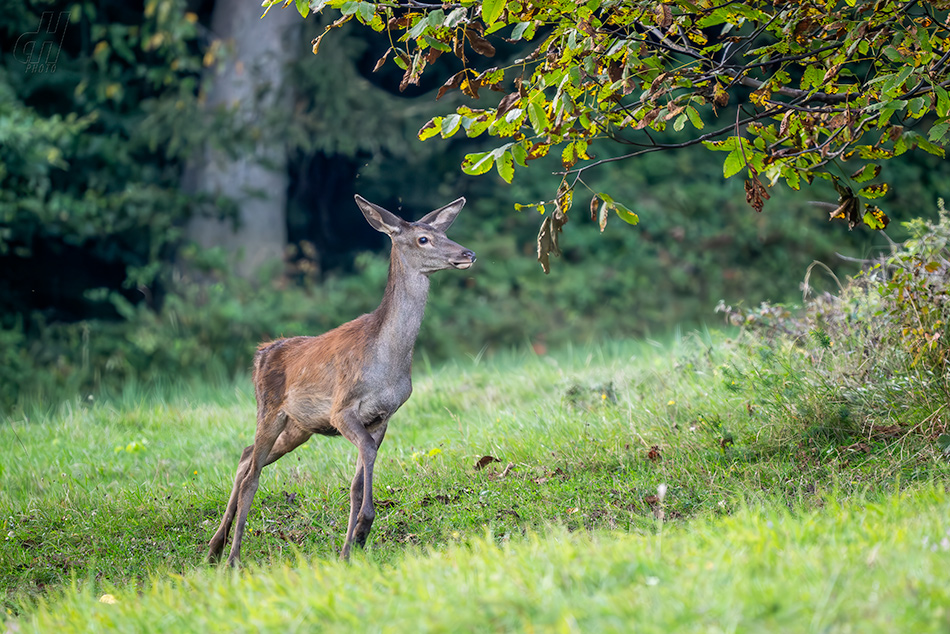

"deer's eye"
[418,236,429,245]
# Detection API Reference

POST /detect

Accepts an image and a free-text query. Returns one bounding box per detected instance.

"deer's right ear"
[355,195,405,235]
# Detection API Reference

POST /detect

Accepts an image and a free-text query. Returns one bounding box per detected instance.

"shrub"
[716,201,950,450]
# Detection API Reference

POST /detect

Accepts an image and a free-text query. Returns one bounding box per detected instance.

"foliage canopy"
[289,0,950,270]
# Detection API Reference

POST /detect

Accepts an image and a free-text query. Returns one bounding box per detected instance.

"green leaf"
[686,106,704,130]
[723,150,746,179]
[916,136,946,158]
[801,65,823,89]
[928,120,949,143]
[424,36,451,52]
[440,114,462,138]
[444,7,467,27]
[935,85,950,118]
[882,65,914,97]
[357,1,375,23]
[496,150,514,183]
[883,46,903,62]
[426,8,445,27]
[907,97,927,119]
[673,113,687,132]
[407,14,432,38]
[783,168,800,191]
[511,142,528,167]
[851,163,881,183]
[482,0,506,26]
[613,202,639,225]
[527,101,548,135]
[511,21,531,41]
[296,0,310,18]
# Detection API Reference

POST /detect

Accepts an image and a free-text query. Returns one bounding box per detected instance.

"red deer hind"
[208,195,476,566]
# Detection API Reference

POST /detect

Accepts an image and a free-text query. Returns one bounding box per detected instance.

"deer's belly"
[284,391,335,434]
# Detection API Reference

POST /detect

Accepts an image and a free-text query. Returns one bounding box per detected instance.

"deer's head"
[355,195,476,275]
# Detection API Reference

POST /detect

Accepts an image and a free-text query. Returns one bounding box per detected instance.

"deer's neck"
[372,253,430,366]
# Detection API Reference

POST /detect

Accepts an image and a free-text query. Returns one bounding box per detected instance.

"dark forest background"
[1,0,947,410]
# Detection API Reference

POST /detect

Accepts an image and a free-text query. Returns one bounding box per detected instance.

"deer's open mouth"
[453,261,474,270]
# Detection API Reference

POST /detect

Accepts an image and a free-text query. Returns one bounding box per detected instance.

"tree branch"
[557,107,783,175]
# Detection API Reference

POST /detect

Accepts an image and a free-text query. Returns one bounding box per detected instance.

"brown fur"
[207,195,475,566]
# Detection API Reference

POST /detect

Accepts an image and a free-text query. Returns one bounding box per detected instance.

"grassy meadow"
[2,325,949,631]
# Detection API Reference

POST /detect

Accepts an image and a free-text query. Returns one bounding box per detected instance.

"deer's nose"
[462,250,476,262]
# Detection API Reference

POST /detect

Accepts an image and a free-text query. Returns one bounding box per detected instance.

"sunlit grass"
[18,486,950,633]
[2,332,949,630]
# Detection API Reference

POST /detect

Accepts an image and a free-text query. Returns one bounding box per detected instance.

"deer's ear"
[355,195,405,235]
[418,197,466,232]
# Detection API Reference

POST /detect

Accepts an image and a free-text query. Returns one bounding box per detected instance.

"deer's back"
[253,315,382,435]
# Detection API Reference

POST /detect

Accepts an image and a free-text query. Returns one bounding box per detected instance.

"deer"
[207,195,476,567]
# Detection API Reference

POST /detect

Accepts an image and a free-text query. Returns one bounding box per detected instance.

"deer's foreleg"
[339,414,388,560]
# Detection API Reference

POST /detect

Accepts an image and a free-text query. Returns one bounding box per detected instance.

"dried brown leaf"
[453,34,467,64]
[606,60,623,84]
[537,209,568,273]
[474,455,501,470]
[437,70,468,101]
[713,85,729,107]
[465,27,496,57]
[373,47,392,73]
[779,110,794,137]
[634,108,660,130]
[496,91,521,117]
[744,172,771,213]
[387,15,414,29]
[869,424,902,439]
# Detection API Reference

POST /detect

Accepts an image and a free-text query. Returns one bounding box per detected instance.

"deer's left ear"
[355,195,406,235]
[418,197,466,232]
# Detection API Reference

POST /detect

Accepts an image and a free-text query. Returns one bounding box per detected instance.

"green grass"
[19,488,950,633]
[2,333,949,631]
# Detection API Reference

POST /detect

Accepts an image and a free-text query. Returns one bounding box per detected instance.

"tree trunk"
[184,2,299,279]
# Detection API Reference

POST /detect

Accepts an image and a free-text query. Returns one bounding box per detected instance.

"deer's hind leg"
[208,444,253,563]
[208,421,313,563]
[216,409,290,567]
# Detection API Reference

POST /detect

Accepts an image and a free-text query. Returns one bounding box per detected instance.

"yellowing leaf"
[461,151,495,175]
[859,183,889,200]
[862,205,889,230]
[418,118,442,140]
